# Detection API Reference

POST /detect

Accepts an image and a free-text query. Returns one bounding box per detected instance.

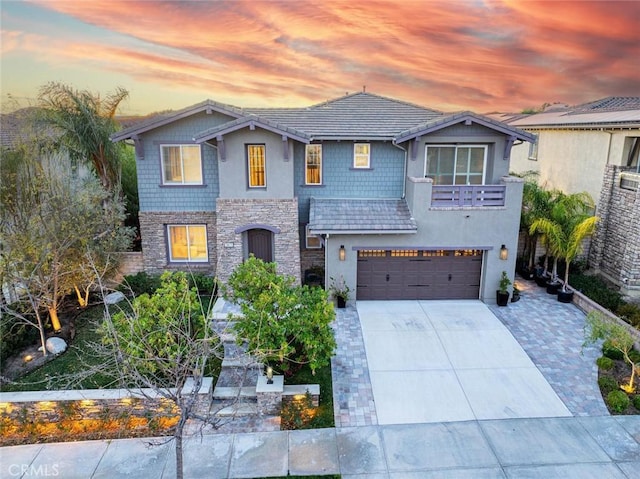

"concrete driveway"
[357,300,572,425]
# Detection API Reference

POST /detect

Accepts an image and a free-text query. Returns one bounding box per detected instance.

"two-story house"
[112,92,534,303]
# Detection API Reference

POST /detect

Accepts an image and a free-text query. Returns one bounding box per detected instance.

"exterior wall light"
[339,245,346,261]
[499,244,508,260]
[266,366,273,384]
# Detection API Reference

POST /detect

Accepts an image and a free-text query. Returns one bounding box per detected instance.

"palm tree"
[519,173,555,275]
[530,191,598,293]
[37,82,129,194]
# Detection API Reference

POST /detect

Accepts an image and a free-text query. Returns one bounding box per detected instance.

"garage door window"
[425,145,487,185]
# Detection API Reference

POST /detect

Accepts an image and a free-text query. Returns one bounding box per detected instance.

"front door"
[247,228,273,262]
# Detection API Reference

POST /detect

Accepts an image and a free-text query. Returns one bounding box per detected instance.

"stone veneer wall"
[590,165,640,297]
[216,199,301,283]
[139,211,217,275]
[300,248,325,281]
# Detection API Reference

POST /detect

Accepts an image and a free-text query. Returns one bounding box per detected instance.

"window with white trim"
[354,143,370,168]
[528,134,539,160]
[425,145,487,185]
[305,144,322,185]
[305,224,321,249]
[247,144,266,187]
[167,225,208,262]
[161,145,202,184]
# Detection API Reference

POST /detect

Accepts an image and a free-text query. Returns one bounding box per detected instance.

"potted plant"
[511,285,521,303]
[329,276,351,308]
[496,271,511,306]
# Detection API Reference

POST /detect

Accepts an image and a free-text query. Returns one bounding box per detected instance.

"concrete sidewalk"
[2,416,639,478]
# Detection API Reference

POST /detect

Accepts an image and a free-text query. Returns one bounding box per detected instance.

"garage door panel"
[357,250,482,300]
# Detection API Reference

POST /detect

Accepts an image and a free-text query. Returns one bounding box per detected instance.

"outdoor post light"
[266,366,273,384]
[339,245,346,261]
[499,244,508,260]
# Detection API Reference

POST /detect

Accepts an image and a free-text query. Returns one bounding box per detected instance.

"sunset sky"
[1,0,639,115]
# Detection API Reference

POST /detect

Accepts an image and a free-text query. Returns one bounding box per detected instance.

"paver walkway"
[489,278,609,416]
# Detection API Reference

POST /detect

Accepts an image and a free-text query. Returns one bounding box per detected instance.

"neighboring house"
[500,97,640,299]
[111,92,534,303]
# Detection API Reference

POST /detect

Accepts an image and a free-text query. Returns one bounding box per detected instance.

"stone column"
[255,375,284,415]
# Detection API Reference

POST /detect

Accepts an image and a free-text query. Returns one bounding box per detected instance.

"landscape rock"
[46,337,67,355]
[105,291,126,304]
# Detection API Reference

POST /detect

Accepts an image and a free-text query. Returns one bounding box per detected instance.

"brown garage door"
[356,249,482,300]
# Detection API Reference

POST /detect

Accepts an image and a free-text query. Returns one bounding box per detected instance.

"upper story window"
[305,144,322,185]
[528,134,539,161]
[247,144,266,188]
[425,145,487,185]
[167,225,208,262]
[161,145,202,184]
[354,143,370,168]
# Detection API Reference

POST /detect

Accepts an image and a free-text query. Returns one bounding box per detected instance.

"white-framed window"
[161,145,202,184]
[528,134,539,160]
[305,224,321,249]
[247,144,266,187]
[354,143,370,168]
[167,225,208,262]
[425,145,487,185]
[305,144,322,185]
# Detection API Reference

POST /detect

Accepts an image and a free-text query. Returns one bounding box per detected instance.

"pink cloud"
[13,0,640,112]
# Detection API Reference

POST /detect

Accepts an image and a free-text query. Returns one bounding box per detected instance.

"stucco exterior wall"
[510,129,639,205]
[139,211,217,275]
[215,198,301,283]
[326,176,524,304]
[218,129,294,199]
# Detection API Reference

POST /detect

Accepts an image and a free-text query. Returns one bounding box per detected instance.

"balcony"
[431,185,506,207]
[620,172,640,191]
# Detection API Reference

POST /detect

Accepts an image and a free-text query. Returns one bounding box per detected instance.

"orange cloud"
[10,0,639,113]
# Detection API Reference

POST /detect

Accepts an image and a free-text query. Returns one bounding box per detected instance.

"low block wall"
[572,290,640,348]
[0,378,212,446]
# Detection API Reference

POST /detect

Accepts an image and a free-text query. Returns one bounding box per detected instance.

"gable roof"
[111,92,534,144]
[308,197,417,234]
[193,114,310,143]
[111,99,244,141]
[395,111,536,143]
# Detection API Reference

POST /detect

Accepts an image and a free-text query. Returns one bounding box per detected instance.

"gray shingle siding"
[294,141,405,222]
[137,112,230,212]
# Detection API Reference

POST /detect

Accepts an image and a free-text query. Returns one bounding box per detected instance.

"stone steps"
[212,386,257,400]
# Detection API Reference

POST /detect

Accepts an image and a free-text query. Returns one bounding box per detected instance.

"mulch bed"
[597,357,640,415]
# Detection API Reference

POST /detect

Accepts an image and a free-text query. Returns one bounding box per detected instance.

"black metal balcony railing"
[431,185,506,207]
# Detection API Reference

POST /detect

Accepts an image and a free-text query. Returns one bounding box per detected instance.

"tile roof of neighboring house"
[308,198,417,234]
[500,97,640,129]
[111,92,535,144]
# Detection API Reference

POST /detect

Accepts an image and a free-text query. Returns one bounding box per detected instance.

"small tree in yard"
[0,143,132,353]
[224,256,336,375]
[98,271,223,479]
[584,311,640,393]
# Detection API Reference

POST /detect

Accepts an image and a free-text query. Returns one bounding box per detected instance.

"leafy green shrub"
[629,348,640,364]
[598,376,618,394]
[602,340,624,361]
[616,303,640,329]
[633,395,640,410]
[606,390,630,413]
[596,356,614,370]
[188,274,216,295]
[118,272,161,297]
[569,273,623,312]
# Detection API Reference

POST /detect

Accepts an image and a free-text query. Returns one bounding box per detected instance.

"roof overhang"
[193,115,310,144]
[395,112,537,144]
[111,100,244,142]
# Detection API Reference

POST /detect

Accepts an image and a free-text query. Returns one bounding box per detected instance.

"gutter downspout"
[392,141,408,198]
